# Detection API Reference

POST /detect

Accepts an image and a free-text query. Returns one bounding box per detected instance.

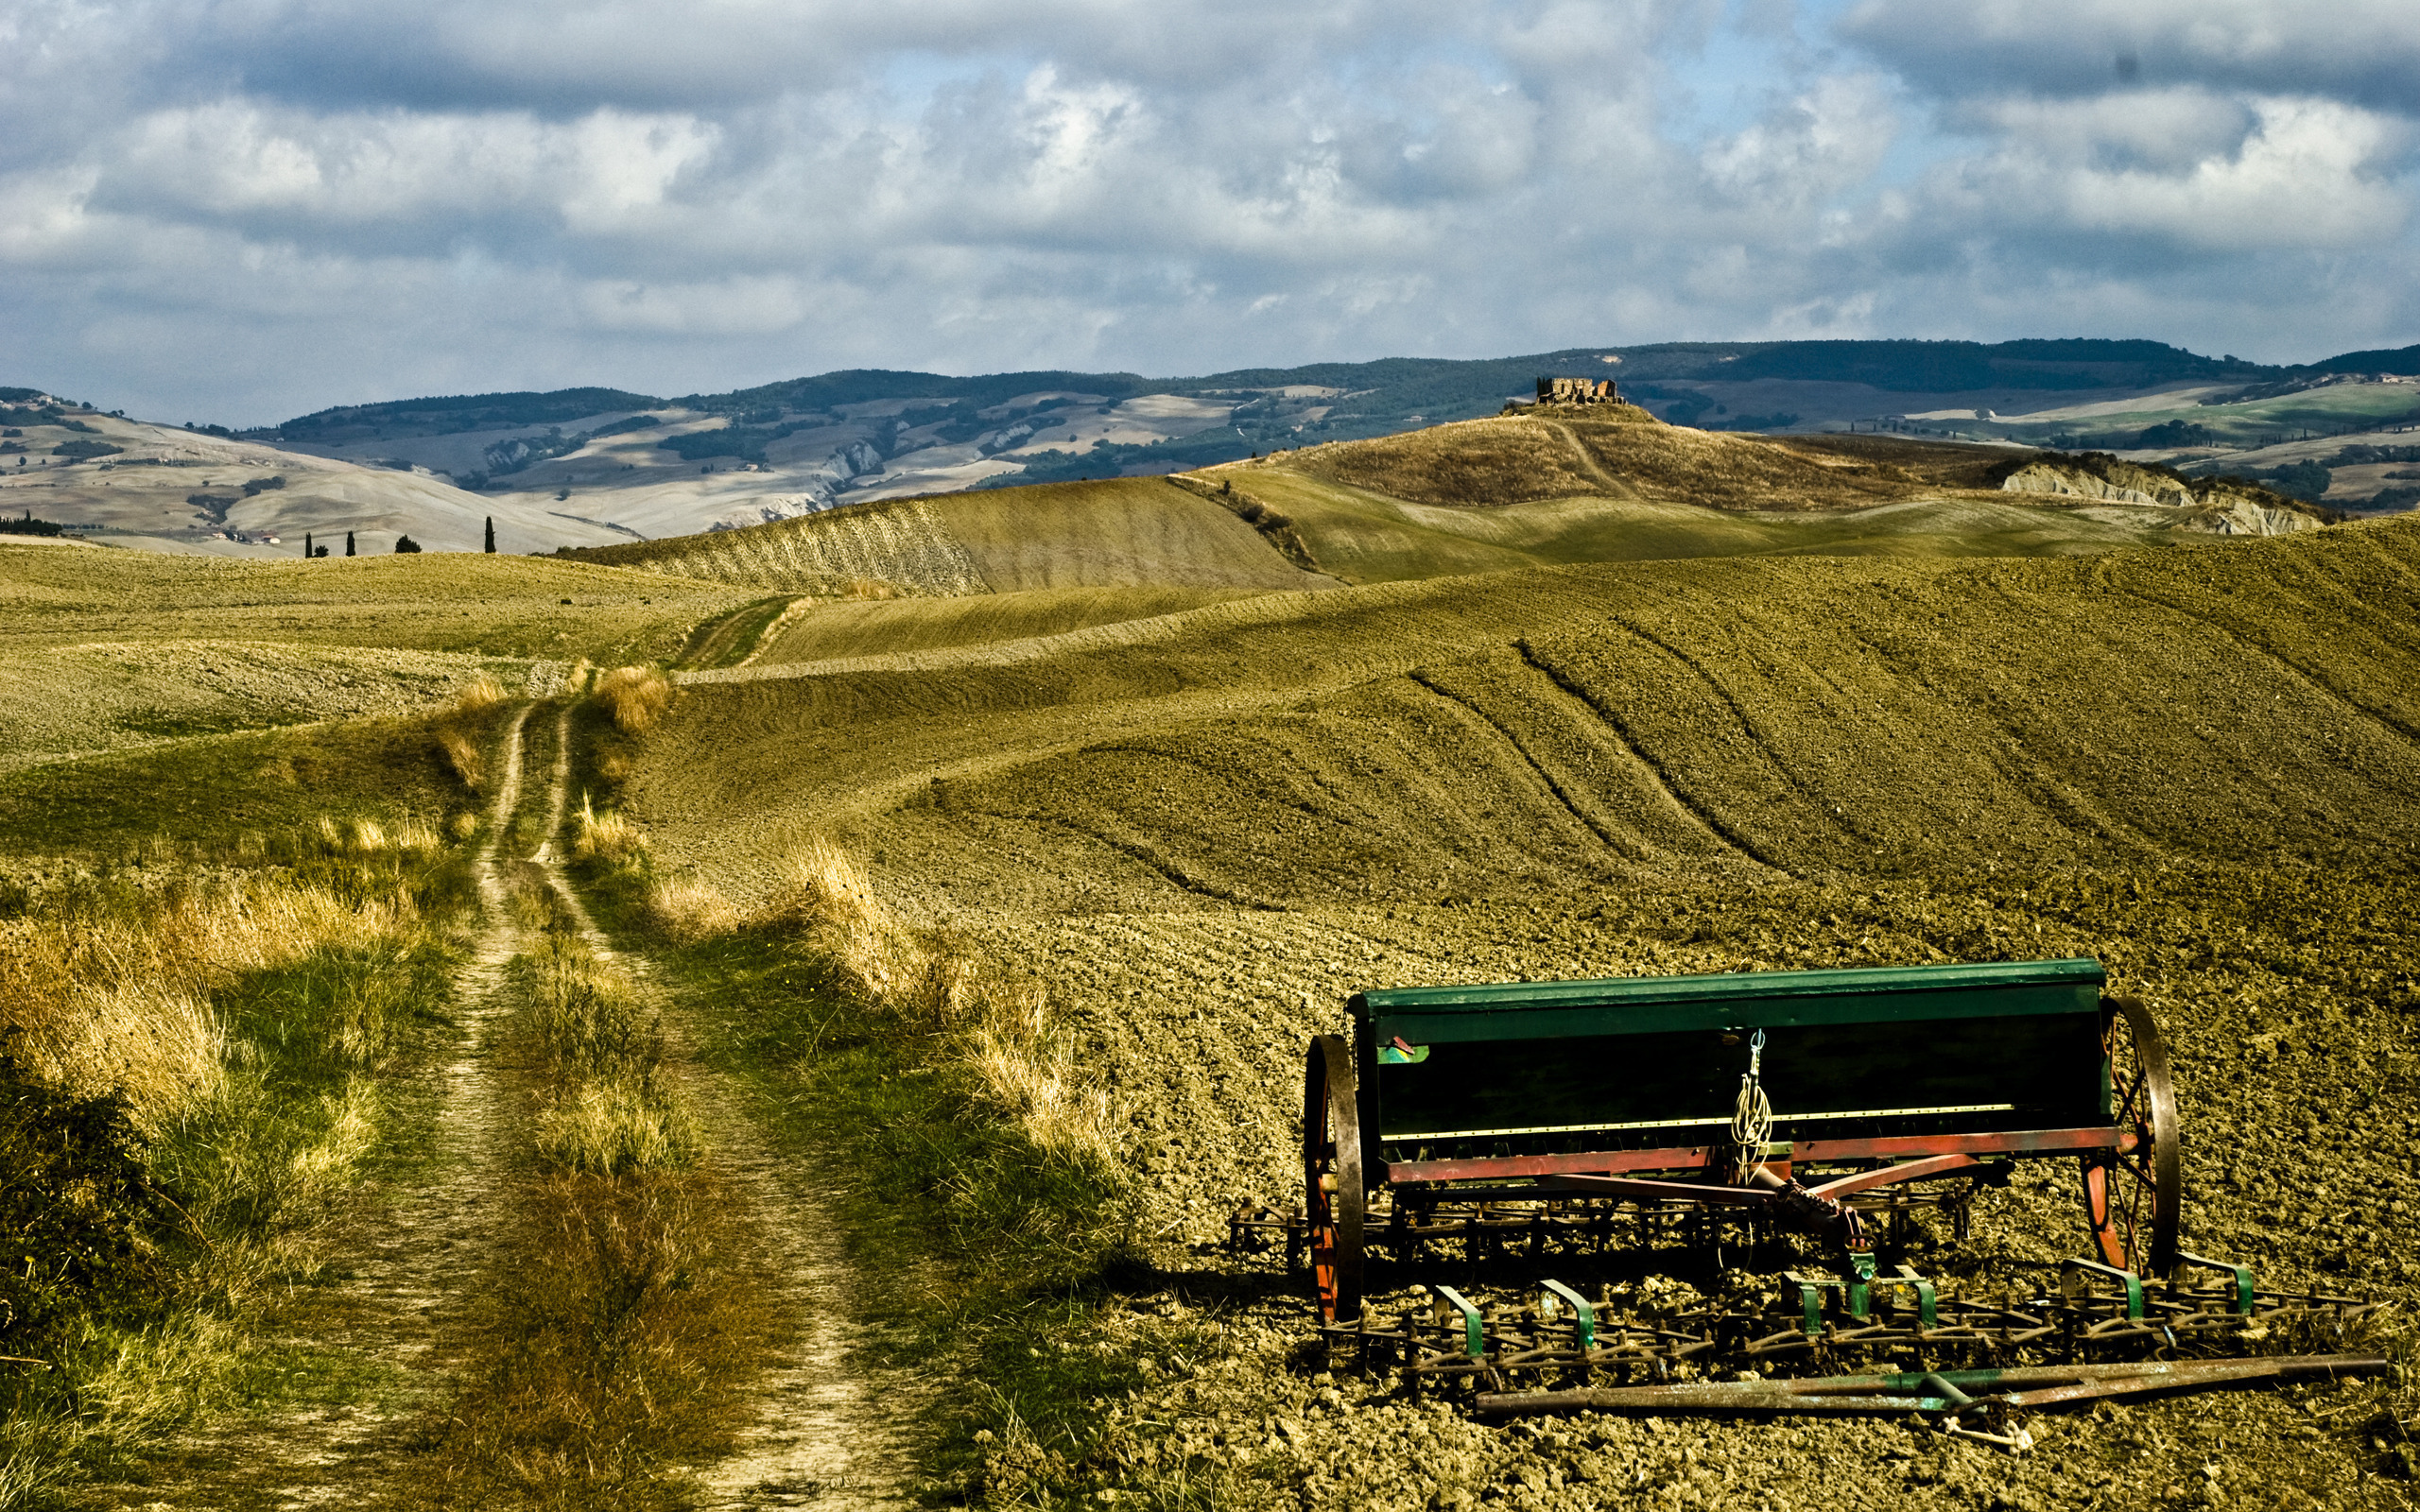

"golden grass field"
[4,417,2416,1510]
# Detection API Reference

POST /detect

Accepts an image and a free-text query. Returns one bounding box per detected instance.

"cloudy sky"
[4,0,2416,423]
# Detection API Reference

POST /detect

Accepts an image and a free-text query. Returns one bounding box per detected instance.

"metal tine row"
[1309,1257,2376,1397]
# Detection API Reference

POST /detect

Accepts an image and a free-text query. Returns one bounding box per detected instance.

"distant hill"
[561,407,2329,607]
[18,335,2411,557]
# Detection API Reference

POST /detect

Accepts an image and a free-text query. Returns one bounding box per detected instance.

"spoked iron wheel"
[2082,995,2181,1278]
[1302,1035,1364,1323]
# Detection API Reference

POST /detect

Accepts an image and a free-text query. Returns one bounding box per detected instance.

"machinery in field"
[1230,958,2389,1433]
[1283,957,2178,1321]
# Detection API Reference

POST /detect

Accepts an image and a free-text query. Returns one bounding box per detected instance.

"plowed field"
[627,514,2420,1507]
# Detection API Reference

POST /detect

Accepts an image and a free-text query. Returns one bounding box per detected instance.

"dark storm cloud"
[0,0,2411,423]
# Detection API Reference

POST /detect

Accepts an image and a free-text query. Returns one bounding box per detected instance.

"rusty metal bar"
[1539,1174,1775,1206]
[1385,1126,2118,1186]
[1471,1354,2393,1418]
[1804,1153,1982,1200]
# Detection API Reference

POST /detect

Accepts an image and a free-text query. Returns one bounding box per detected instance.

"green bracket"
[1845,1250,1876,1319]
[1798,1281,1824,1337]
[1540,1280,1595,1351]
[1434,1285,1486,1360]
[2061,1258,2144,1321]
[2176,1252,2256,1315]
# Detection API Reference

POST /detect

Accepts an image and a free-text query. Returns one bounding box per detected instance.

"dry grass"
[516,926,692,1177]
[432,673,511,793]
[452,669,509,712]
[405,1170,767,1509]
[644,877,742,943]
[571,794,648,867]
[596,664,676,734]
[533,1080,697,1177]
[0,829,465,1502]
[0,861,420,1130]
[759,838,1117,1168]
[838,575,904,600]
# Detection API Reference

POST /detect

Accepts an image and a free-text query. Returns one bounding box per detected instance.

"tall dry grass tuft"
[837,576,902,601]
[645,877,741,943]
[534,1081,696,1177]
[756,838,925,1005]
[0,868,419,1131]
[572,794,647,867]
[959,974,1117,1171]
[452,669,509,713]
[516,927,692,1177]
[757,838,1119,1169]
[596,664,675,734]
[433,670,510,792]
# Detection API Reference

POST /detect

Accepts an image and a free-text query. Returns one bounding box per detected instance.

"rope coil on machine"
[1731,1028,1771,1184]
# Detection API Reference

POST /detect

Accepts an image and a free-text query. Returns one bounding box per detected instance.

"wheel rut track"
[106,701,908,1510]
[525,702,913,1511]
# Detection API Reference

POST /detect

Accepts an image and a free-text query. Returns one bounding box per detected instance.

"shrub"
[393,535,423,554]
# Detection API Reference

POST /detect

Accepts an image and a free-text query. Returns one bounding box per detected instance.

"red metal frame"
[1380,1125,2120,1189]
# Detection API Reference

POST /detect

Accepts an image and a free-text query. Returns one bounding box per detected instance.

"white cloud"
[0,0,2412,422]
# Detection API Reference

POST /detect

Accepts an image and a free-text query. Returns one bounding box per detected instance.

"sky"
[3,0,2417,425]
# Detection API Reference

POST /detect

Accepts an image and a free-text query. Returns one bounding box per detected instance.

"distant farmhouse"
[1535,376,1621,404]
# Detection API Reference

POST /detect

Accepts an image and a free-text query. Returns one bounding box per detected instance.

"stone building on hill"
[1536,376,1621,404]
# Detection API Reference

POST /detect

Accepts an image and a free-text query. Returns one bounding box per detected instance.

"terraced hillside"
[571,415,2324,631]
[622,512,2420,1509]
[569,479,1339,597]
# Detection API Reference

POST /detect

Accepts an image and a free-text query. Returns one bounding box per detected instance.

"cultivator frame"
[1260,958,2182,1322]
[1297,1256,2377,1398]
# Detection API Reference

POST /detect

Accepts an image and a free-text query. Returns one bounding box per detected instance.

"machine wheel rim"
[2082,994,2182,1278]
[1303,1034,1365,1323]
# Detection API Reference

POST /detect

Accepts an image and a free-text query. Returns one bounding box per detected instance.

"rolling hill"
[557,409,2327,624]
[0,397,629,557]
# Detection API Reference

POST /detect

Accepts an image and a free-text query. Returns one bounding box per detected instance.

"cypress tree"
[345,531,355,557]
[304,531,313,558]
[484,516,496,553]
